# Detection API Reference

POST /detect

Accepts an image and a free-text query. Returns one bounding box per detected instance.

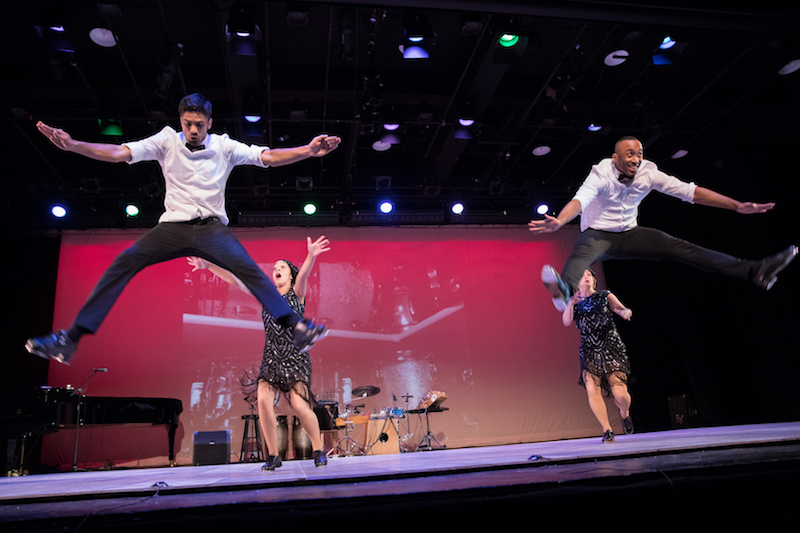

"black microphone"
[92,368,108,372]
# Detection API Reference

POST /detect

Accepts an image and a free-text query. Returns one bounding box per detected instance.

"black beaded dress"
[250,288,316,407]
[572,290,630,395]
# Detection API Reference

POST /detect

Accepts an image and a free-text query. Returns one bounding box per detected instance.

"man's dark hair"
[178,93,212,118]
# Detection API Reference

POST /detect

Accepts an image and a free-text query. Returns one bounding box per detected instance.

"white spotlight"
[778,59,800,75]
[532,145,551,157]
[379,201,394,214]
[536,203,550,216]
[451,202,464,215]
[604,50,629,66]
[51,205,67,218]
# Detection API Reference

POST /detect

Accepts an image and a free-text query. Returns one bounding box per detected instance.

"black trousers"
[560,227,757,294]
[73,219,298,333]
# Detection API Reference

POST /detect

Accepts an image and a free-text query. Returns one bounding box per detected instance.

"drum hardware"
[328,403,365,457]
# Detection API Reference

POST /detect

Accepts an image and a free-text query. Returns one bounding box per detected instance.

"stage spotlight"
[671,149,689,159]
[659,35,677,50]
[498,33,519,48]
[778,59,800,75]
[286,4,310,26]
[372,139,392,152]
[33,4,74,53]
[51,205,67,218]
[379,201,394,214]
[604,50,629,67]
[536,203,550,216]
[242,93,262,123]
[587,123,603,132]
[227,1,261,56]
[296,177,313,192]
[125,204,140,217]
[98,117,123,137]
[532,145,551,157]
[451,202,465,215]
[457,100,476,127]
[401,13,434,60]
[303,203,317,215]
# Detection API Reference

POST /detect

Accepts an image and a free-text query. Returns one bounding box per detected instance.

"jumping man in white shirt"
[529,136,797,311]
[26,93,341,364]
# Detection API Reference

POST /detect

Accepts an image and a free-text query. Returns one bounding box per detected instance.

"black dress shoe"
[262,455,282,471]
[313,449,327,467]
[293,319,328,354]
[753,245,798,290]
[602,430,615,444]
[25,330,77,365]
[622,415,634,435]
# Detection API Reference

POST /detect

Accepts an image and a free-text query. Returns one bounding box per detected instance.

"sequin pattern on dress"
[242,288,316,407]
[573,290,631,395]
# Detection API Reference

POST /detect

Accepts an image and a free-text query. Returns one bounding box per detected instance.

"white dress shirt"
[572,158,697,232]
[124,126,270,225]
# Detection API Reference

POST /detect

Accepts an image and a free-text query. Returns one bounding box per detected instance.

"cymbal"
[352,385,380,398]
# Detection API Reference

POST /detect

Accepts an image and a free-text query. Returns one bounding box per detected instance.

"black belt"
[185,216,220,225]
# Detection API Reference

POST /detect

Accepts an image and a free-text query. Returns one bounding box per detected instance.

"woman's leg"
[289,387,323,452]
[608,371,631,420]
[583,371,612,433]
[257,381,281,456]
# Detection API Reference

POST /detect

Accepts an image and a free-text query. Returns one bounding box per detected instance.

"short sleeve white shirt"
[571,158,697,232]
[123,126,270,225]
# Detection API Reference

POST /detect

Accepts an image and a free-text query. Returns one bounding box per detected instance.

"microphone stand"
[71,368,106,472]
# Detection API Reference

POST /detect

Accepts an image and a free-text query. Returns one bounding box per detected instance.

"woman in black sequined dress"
[562,268,634,443]
[188,235,330,469]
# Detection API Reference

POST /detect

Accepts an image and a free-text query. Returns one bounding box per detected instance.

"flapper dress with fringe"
[573,290,631,395]
[242,288,316,407]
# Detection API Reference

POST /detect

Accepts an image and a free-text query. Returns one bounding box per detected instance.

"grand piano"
[1,387,182,475]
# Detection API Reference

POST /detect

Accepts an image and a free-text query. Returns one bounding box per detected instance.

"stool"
[240,413,265,462]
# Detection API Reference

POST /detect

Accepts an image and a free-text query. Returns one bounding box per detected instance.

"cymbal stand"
[402,393,414,449]
[71,368,104,472]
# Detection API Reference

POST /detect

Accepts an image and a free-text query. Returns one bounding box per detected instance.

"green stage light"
[498,33,519,48]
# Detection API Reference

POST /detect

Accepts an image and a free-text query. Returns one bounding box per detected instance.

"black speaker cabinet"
[193,430,231,466]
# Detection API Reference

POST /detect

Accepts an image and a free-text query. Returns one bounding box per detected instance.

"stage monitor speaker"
[193,430,231,466]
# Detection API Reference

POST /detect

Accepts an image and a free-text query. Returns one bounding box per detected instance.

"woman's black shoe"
[622,415,634,435]
[313,449,327,467]
[602,430,615,444]
[262,455,282,471]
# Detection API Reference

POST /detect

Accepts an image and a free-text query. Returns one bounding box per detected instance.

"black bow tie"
[618,173,633,183]
[186,143,205,152]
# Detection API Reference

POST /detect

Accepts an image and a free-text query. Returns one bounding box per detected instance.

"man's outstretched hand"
[37,121,76,152]
[736,201,775,215]
[528,215,563,235]
[308,134,342,157]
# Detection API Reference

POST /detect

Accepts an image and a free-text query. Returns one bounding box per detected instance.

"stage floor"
[1,422,798,530]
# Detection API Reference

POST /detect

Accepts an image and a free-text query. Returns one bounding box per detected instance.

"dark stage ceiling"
[3,1,799,229]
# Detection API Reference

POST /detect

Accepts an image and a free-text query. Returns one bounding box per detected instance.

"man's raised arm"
[37,121,132,163]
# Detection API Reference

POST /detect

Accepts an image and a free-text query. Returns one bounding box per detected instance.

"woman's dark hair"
[178,93,212,118]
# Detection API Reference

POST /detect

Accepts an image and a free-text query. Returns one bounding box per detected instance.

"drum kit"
[323,384,412,457]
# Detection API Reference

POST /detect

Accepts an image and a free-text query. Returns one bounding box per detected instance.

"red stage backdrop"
[43,225,613,468]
